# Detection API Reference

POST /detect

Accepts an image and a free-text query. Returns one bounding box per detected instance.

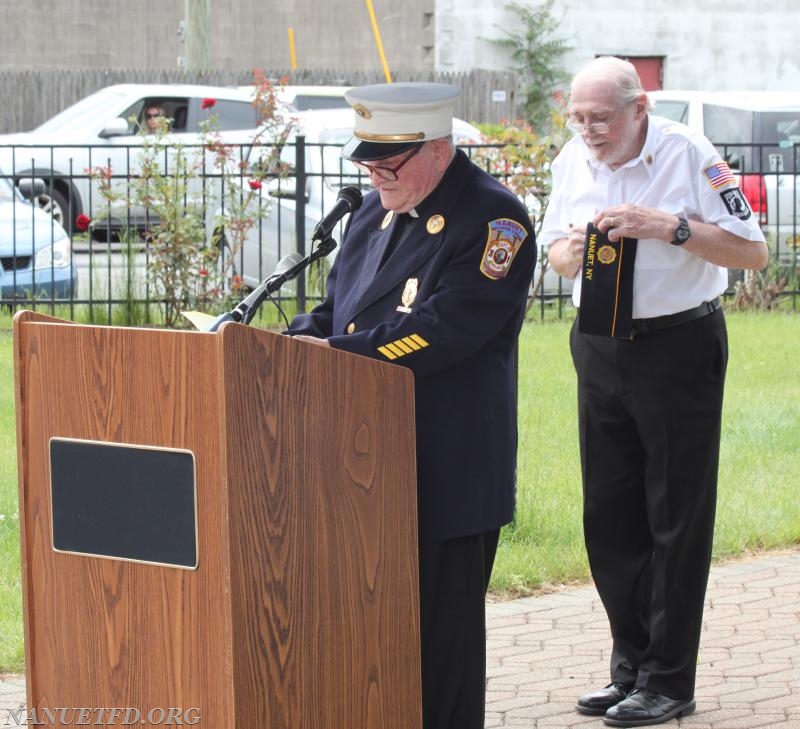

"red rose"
[199,267,209,278]
[75,213,92,232]
[248,179,262,190]
[201,98,216,110]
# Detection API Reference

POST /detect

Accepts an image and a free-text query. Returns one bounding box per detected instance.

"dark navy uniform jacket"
[290,149,536,542]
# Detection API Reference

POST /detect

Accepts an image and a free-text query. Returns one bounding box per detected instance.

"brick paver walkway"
[485,549,800,727]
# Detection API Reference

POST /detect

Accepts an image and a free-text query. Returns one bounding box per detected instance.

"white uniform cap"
[342,82,462,161]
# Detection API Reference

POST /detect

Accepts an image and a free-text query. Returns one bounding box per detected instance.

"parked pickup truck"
[0,83,266,234]
[649,90,800,268]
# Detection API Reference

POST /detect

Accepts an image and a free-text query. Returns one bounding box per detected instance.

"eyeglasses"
[146,112,162,119]
[566,102,632,135]
[353,144,423,181]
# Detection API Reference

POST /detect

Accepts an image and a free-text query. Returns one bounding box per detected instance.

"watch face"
[673,219,691,245]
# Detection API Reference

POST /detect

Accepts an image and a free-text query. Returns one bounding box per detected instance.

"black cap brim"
[342,137,420,161]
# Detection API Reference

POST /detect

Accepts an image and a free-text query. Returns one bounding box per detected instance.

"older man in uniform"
[542,57,768,727]
[289,82,536,729]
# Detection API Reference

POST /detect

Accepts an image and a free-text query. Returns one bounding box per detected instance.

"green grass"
[495,311,800,595]
[0,311,798,671]
[0,332,24,672]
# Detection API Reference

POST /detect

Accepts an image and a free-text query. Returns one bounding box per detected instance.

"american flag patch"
[703,162,736,189]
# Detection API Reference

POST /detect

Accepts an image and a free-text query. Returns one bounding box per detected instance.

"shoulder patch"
[480,218,528,280]
[704,161,736,190]
[719,187,752,220]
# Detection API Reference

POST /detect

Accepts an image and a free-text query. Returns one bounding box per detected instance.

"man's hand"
[593,204,673,242]
[548,223,587,279]
[292,334,331,348]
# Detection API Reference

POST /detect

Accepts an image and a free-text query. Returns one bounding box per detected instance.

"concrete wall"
[436,0,800,91]
[2,0,796,91]
[0,0,434,74]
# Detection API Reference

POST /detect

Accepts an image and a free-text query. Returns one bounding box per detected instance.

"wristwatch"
[670,216,691,246]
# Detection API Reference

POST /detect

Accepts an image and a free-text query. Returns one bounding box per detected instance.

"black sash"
[578,222,638,339]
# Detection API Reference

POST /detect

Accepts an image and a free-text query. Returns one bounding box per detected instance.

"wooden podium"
[13,311,421,728]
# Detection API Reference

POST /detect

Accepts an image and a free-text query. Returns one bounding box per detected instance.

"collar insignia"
[426,214,445,234]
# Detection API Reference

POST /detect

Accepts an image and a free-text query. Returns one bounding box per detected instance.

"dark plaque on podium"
[50,438,197,568]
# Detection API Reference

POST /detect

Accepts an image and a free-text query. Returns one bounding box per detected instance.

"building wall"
[2,0,796,92]
[0,0,434,74]
[436,0,800,91]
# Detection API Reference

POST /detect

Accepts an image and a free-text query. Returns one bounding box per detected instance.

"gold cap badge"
[597,245,617,264]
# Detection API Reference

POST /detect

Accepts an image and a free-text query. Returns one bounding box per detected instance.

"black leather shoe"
[603,688,696,726]
[575,682,632,716]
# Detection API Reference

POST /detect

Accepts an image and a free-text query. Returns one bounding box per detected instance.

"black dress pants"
[418,529,500,729]
[570,308,727,700]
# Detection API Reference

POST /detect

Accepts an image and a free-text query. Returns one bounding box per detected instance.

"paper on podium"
[181,310,219,331]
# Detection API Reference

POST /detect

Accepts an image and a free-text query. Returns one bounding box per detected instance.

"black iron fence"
[0,139,797,327]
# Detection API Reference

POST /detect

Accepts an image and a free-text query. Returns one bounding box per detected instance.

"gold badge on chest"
[426,214,445,234]
[397,277,418,313]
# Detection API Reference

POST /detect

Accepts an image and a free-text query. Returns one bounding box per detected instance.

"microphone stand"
[207,235,338,332]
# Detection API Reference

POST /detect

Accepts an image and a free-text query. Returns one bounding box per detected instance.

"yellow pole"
[364,0,392,83]
[288,27,297,70]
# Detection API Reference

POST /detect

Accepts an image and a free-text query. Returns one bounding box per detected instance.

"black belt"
[631,298,721,337]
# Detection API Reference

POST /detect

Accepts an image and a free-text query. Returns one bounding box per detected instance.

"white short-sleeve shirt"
[539,115,766,318]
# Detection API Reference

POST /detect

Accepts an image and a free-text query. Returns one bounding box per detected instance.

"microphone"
[260,251,305,297]
[206,252,304,331]
[207,187,361,332]
[267,251,306,283]
[311,186,363,242]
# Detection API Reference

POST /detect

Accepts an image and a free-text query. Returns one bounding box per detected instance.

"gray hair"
[571,56,647,106]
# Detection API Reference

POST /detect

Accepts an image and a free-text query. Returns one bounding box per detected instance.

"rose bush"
[88,69,291,327]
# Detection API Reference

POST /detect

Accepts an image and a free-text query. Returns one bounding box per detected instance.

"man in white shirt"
[541,56,768,728]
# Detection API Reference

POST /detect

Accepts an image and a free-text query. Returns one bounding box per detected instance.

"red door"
[621,56,664,91]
